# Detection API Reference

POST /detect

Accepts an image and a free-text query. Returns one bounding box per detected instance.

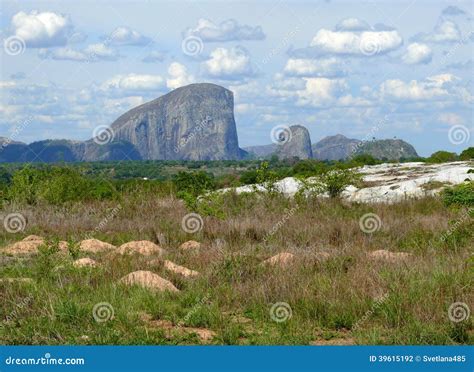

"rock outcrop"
[312,134,361,161]
[275,125,313,160]
[110,83,242,160]
[312,134,418,161]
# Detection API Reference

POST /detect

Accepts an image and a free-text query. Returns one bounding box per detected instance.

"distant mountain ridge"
[245,134,418,161]
[0,83,419,163]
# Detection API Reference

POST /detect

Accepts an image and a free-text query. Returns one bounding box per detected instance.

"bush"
[442,182,474,207]
[459,147,474,160]
[426,151,458,163]
[172,171,216,197]
[350,154,379,166]
[321,168,360,198]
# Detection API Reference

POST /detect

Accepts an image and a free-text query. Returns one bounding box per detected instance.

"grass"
[0,192,472,345]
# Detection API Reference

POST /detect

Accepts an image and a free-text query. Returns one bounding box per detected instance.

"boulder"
[368,249,412,263]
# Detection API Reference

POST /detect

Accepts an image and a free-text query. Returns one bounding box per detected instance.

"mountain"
[355,139,418,160]
[312,134,361,161]
[311,134,418,160]
[242,144,276,159]
[275,125,313,159]
[110,83,242,160]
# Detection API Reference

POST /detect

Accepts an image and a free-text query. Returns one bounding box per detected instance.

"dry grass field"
[1,189,472,345]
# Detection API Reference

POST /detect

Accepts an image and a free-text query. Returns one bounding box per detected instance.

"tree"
[459,147,474,160]
[426,151,457,163]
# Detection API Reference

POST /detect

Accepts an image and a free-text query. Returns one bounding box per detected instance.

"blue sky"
[1,0,473,156]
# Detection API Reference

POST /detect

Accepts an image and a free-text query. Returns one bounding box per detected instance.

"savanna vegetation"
[0,149,472,345]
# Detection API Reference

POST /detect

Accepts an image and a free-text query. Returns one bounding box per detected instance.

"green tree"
[459,147,474,160]
[426,151,458,163]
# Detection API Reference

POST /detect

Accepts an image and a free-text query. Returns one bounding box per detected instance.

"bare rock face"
[275,125,313,160]
[120,270,179,292]
[110,83,242,161]
[312,134,361,161]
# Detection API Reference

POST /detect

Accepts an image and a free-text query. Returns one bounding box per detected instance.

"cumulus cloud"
[10,10,74,47]
[101,73,165,92]
[166,62,194,89]
[183,18,265,42]
[401,43,432,64]
[105,26,152,46]
[438,112,464,125]
[291,21,402,58]
[39,43,120,62]
[441,6,466,16]
[335,18,371,31]
[414,19,462,43]
[283,57,346,77]
[202,46,254,79]
[142,50,166,63]
[380,74,457,101]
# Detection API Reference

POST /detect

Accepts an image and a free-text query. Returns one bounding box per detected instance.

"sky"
[1,0,473,157]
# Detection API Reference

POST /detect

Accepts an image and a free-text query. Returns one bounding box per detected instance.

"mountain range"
[0,83,418,163]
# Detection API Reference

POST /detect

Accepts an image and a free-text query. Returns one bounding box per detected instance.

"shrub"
[459,147,474,160]
[426,151,458,163]
[321,168,360,198]
[350,154,379,166]
[172,171,216,197]
[442,182,474,207]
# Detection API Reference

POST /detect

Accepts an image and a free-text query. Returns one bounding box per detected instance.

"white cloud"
[83,43,120,61]
[10,11,73,47]
[166,62,194,89]
[380,74,457,101]
[438,112,464,125]
[38,43,120,62]
[416,20,461,43]
[296,78,348,106]
[335,18,371,31]
[142,50,166,63]
[101,73,165,91]
[183,18,265,42]
[401,43,432,64]
[202,46,254,79]
[106,26,151,46]
[283,57,345,77]
[308,28,403,56]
